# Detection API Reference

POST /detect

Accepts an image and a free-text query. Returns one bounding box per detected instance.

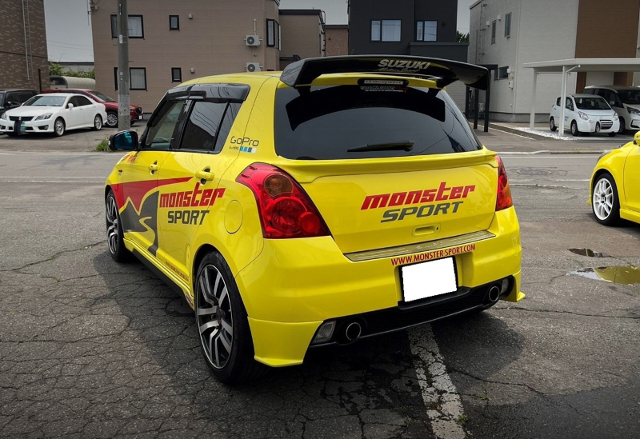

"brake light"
[495,156,513,211]
[236,163,330,238]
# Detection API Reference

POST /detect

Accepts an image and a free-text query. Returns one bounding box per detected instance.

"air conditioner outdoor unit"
[246,62,262,72]
[245,35,261,47]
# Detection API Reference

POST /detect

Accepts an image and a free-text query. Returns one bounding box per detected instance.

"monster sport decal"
[360,182,475,222]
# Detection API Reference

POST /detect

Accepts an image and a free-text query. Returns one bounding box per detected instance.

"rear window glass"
[274,85,481,160]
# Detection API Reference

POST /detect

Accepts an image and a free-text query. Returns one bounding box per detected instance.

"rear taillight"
[495,156,513,211]
[236,163,330,238]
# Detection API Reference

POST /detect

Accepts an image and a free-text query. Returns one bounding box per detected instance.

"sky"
[44,0,476,63]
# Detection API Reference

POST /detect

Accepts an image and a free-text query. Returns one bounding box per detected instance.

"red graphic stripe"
[111,177,192,211]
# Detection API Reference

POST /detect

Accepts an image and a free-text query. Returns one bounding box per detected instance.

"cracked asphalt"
[1,143,639,438]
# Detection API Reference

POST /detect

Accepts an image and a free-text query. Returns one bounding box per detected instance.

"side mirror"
[109,130,139,151]
[634,131,640,146]
[67,103,74,109]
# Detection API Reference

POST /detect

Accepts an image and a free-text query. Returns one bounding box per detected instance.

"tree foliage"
[456,31,470,43]
[49,63,95,79]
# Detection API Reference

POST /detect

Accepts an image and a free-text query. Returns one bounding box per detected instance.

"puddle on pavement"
[568,265,640,285]
[568,248,610,258]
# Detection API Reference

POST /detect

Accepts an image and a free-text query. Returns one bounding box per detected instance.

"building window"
[495,66,509,80]
[371,20,401,42]
[266,19,280,48]
[491,21,496,44]
[114,67,147,90]
[170,15,179,30]
[416,21,437,41]
[504,13,511,38]
[110,14,144,38]
[171,68,182,82]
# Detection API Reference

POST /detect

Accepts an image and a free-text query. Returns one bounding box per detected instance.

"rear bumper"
[238,207,522,367]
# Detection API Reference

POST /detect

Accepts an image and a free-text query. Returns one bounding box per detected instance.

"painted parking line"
[409,325,467,439]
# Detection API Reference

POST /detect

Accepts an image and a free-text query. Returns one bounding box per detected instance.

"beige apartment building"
[91,0,326,113]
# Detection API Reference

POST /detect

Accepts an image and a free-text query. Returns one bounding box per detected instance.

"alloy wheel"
[196,264,234,369]
[107,113,118,127]
[106,195,119,255]
[593,178,613,220]
[55,119,64,136]
[94,115,102,130]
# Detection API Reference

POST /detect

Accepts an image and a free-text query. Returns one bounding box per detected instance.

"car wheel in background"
[106,112,118,128]
[54,118,65,137]
[592,173,620,226]
[570,120,580,136]
[608,132,616,137]
[595,122,601,134]
[618,117,625,134]
[93,115,103,131]
[549,117,557,132]
[105,190,132,262]
[195,251,268,385]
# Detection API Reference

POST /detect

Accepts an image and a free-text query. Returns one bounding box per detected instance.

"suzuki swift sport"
[105,56,523,384]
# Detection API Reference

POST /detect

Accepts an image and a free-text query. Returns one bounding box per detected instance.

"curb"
[488,123,550,141]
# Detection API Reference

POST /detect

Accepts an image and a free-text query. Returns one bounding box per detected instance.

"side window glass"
[565,98,573,111]
[7,93,19,104]
[179,101,228,152]
[77,96,92,106]
[556,97,560,106]
[144,100,187,150]
[19,93,32,103]
[214,102,241,152]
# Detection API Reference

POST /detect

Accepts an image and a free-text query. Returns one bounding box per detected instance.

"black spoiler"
[280,55,489,90]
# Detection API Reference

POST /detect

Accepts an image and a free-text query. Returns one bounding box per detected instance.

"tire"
[106,111,118,128]
[618,117,625,134]
[105,190,132,262]
[570,120,580,137]
[595,122,601,134]
[92,114,103,131]
[195,252,268,385]
[592,173,620,226]
[609,132,616,137]
[53,117,65,137]
[549,117,557,132]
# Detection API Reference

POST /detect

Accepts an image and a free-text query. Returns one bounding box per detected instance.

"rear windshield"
[274,84,481,160]
[574,97,610,110]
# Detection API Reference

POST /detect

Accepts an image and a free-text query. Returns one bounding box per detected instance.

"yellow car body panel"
[590,141,640,223]
[105,69,523,368]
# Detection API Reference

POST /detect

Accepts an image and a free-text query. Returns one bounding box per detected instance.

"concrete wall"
[92,0,281,112]
[0,0,50,91]
[325,25,348,57]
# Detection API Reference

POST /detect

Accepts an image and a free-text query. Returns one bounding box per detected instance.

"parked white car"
[0,93,107,137]
[583,86,640,133]
[550,94,619,136]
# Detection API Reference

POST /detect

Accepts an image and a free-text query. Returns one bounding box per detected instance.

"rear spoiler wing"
[280,55,489,90]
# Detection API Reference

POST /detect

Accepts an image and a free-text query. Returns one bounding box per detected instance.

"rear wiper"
[347,141,414,153]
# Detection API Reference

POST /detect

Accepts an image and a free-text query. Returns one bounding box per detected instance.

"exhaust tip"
[345,322,362,342]
[487,285,500,303]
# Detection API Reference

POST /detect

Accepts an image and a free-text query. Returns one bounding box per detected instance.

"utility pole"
[117,0,131,130]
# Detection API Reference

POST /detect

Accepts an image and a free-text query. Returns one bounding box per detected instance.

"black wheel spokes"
[197,265,233,369]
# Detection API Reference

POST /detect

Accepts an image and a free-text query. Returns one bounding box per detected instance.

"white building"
[469,0,640,122]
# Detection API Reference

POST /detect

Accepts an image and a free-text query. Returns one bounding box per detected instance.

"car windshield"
[574,97,611,111]
[274,84,481,160]
[616,90,640,105]
[23,95,66,107]
[90,91,116,103]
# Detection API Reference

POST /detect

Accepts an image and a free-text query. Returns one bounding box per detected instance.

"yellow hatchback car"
[105,56,523,384]
[590,131,640,225]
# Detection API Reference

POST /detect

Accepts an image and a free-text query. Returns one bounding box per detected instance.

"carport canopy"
[523,58,640,133]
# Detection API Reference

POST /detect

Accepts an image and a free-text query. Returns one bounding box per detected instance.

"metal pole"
[484,73,491,132]
[529,69,537,129]
[559,65,567,136]
[117,0,131,130]
[473,88,479,129]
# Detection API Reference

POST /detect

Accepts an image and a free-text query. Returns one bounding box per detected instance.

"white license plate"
[400,257,457,302]
[138,115,143,120]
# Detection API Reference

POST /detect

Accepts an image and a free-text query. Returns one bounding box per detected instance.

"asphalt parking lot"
[0,128,639,438]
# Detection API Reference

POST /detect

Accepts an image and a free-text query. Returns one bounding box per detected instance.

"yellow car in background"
[590,132,640,225]
[105,56,523,384]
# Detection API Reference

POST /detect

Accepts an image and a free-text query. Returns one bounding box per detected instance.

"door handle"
[195,169,215,181]
[149,162,158,174]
